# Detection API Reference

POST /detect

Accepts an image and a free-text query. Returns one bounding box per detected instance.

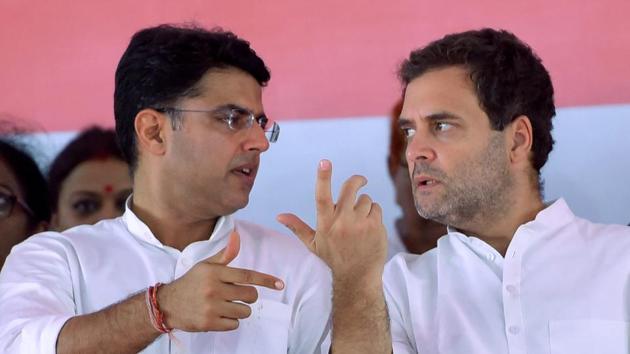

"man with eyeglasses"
[0,25,331,354]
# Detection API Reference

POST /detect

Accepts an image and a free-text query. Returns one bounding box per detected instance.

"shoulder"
[4,218,128,270]
[573,217,630,238]
[557,215,630,247]
[569,217,630,257]
[385,248,439,279]
[384,248,438,297]
[60,217,128,243]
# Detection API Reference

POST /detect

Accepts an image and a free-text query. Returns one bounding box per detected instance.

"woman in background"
[48,127,132,231]
[0,139,51,268]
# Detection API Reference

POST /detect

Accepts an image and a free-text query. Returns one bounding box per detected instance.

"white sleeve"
[384,256,418,354]
[288,254,332,354]
[0,233,77,354]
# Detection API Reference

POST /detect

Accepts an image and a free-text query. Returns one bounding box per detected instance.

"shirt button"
[505,285,519,295]
[508,326,521,335]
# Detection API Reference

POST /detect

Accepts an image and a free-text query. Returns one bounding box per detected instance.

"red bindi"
[103,184,114,193]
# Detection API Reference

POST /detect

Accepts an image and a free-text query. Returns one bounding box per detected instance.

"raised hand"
[158,230,284,332]
[277,159,387,283]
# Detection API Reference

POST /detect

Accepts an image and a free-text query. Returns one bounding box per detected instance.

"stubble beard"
[413,134,513,228]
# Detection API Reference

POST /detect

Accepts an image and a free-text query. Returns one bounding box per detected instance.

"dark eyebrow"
[397,111,461,129]
[397,117,413,129]
[216,104,266,119]
[425,112,463,121]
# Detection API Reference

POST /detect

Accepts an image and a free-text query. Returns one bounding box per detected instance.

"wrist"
[332,266,382,286]
[147,283,173,333]
[332,271,383,297]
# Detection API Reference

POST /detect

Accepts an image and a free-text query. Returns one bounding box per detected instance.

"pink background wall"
[1,0,630,131]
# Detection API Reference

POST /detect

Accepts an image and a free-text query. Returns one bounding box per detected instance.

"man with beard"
[0,25,331,353]
[279,29,630,353]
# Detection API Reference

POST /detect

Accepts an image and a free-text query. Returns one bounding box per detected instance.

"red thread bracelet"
[146,283,172,334]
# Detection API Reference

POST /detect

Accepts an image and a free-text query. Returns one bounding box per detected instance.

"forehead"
[189,67,264,113]
[61,158,131,194]
[401,66,485,123]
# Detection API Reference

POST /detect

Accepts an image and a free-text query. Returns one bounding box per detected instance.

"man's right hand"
[277,159,388,284]
[277,160,392,354]
[158,230,284,332]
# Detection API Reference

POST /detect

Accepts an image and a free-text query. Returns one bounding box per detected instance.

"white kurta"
[384,199,630,354]
[0,205,331,354]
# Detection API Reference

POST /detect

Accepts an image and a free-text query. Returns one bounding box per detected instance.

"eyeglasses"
[155,106,280,143]
[0,187,34,219]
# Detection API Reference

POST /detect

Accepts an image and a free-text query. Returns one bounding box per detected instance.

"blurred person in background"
[0,138,51,269]
[387,100,445,254]
[48,126,132,231]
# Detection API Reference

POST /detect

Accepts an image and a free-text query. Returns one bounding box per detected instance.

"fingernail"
[319,159,331,170]
[275,280,285,290]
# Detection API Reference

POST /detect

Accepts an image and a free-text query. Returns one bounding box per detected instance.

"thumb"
[205,230,241,265]
[277,213,316,251]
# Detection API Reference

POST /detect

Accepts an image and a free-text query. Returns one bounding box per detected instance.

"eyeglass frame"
[154,105,280,143]
[0,185,34,219]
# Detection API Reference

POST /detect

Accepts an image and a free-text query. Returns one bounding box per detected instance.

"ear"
[134,109,168,158]
[508,115,534,166]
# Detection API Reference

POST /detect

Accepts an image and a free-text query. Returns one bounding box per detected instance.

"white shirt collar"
[121,195,235,250]
[446,198,575,239]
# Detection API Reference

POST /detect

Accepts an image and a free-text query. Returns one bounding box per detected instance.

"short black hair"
[114,24,271,171]
[0,139,51,231]
[48,126,125,212]
[399,28,555,173]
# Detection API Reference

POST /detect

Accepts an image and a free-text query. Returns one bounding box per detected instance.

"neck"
[131,169,220,251]
[456,187,544,256]
[400,217,446,254]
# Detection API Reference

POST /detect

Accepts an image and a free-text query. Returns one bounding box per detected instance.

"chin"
[415,204,445,222]
[224,197,250,215]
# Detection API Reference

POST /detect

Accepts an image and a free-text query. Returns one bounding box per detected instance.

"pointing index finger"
[221,267,285,291]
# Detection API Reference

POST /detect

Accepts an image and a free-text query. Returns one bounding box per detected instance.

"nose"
[406,133,437,169]
[243,124,270,152]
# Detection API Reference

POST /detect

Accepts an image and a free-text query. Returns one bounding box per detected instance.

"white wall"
[542,104,630,225]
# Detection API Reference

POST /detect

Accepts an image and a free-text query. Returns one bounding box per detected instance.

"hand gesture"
[277,160,387,283]
[159,230,284,331]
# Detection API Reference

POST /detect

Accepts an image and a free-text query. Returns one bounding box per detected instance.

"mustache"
[412,162,447,180]
[231,151,260,167]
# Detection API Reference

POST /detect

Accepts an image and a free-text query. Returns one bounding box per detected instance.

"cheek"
[0,213,31,245]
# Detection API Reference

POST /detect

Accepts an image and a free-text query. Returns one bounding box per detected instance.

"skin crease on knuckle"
[203,281,219,299]
[240,269,255,285]
[316,194,329,205]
